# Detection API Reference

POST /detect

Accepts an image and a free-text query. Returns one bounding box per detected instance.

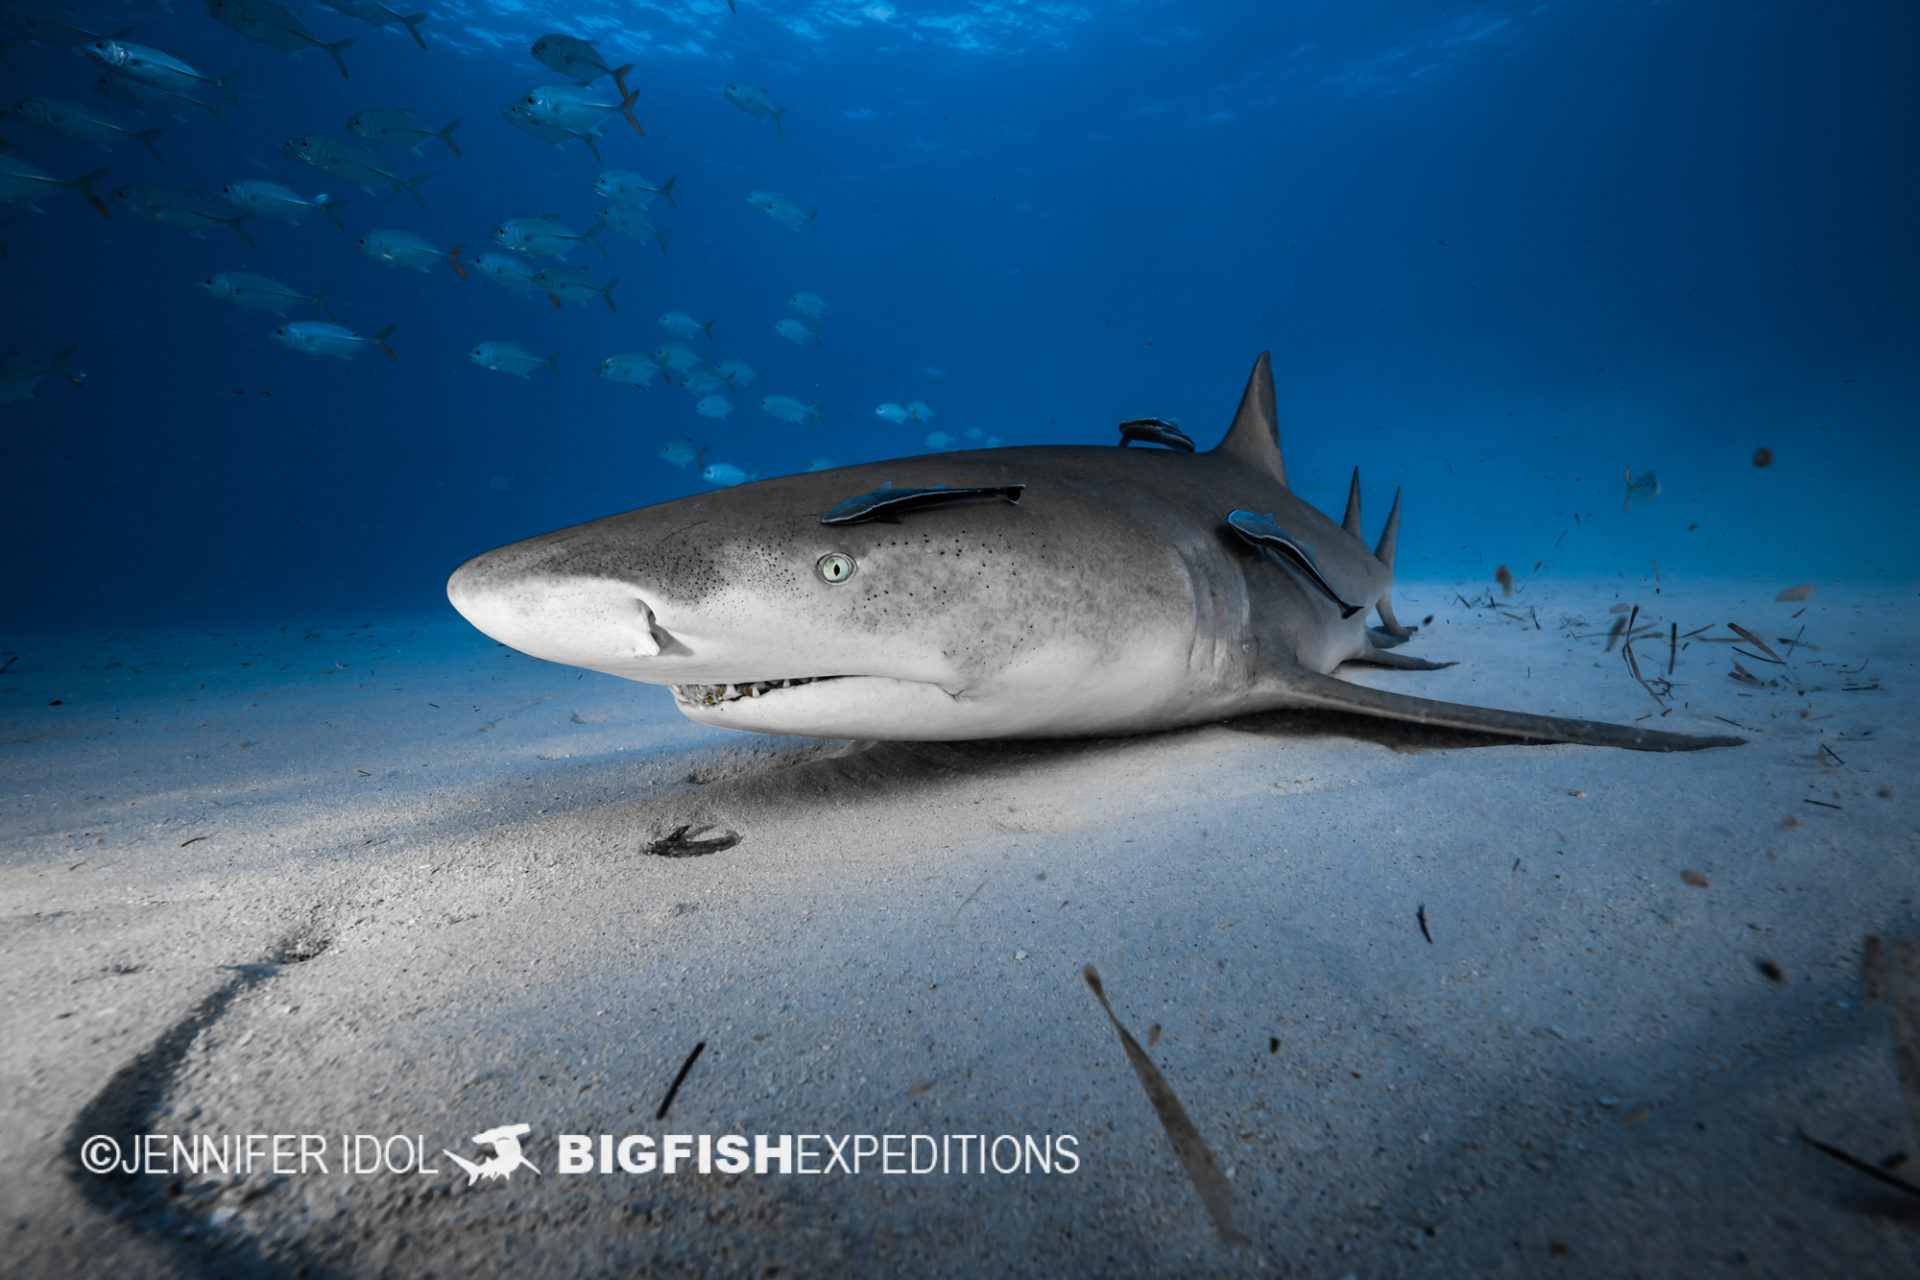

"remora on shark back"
[447,354,1742,752]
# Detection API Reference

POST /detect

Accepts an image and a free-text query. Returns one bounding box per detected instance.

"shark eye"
[815,553,856,584]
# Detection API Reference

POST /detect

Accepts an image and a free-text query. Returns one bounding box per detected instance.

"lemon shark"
[447,354,1740,751]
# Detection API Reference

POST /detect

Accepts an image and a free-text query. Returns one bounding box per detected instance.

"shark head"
[446,455,1228,739]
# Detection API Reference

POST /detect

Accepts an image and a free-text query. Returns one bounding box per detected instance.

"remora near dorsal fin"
[1342,467,1363,537]
[1212,351,1286,486]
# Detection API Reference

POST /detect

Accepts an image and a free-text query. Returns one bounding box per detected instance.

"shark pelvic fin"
[1342,467,1363,537]
[1213,351,1286,487]
[1374,597,1412,641]
[1276,669,1745,752]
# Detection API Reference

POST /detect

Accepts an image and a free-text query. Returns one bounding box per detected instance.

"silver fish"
[202,0,353,79]
[91,72,228,127]
[758,394,822,424]
[532,264,617,310]
[281,133,431,207]
[595,203,666,253]
[84,39,240,104]
[273,320,395,359]
[600,354,660,388]
[500,99,605,160]
[468,250,539,293]
[315,0,427,49]
[0,156,109,216]
[219,178,344,229]
[347,107,459,156]
[491,214,603,259]
[112,183,252,243]
[6,97,164,162]
[198,271,333,316]
[774,318,820,346]
[521,81,641,135]
[469,341,560,379]
[356,228,465,275]
[530,33,629,90]
[1,2,130,48]
[746,189,814,232]
[723,81,785,134]
[593,168,674,209]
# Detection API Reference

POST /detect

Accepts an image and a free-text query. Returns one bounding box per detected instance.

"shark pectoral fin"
[1274,669,1744,752]
[1344,647,1454,672]
[1227,510,1364,618]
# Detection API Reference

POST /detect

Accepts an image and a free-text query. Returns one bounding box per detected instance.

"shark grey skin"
[447,354,1741,751]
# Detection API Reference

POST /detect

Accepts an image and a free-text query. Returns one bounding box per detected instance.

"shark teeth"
[671,676,827,708]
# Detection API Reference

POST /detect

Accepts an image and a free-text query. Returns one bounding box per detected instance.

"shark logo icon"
[443,1123,542,1186]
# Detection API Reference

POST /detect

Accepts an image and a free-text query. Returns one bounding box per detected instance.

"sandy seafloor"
[2,576,1917,1279]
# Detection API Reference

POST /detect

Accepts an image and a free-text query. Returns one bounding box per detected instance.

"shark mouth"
[671,675,838,708]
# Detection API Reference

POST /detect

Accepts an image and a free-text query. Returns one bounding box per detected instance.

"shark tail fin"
[403,13,429,49]
[1342,467,1363,537]
[443,1151,482,1186]
[372,324,397,360]
[601,278,619,312]
[1277,668,1745,753]
[447,243,467,278]
[438,118,461,157]
[73,169,111,219]
[1212,351,1285,486]
[659,175,677,208]
[136,127,165,164]
[324,37,354,79]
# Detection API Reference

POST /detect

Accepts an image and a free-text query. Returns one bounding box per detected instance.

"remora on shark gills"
[447,354,1744,751]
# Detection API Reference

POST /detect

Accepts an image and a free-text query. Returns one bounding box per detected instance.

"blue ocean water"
[3,0,1914,633]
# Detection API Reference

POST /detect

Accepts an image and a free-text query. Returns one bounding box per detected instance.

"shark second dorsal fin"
[1213,351,1287,487]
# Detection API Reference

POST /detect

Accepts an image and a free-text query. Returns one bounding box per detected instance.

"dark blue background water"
[5,0,1915,631]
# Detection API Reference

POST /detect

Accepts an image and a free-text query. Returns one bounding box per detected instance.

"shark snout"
[447,551,666,670]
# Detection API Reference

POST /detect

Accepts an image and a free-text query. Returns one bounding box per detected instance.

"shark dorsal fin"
[1212,351,1286,487]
